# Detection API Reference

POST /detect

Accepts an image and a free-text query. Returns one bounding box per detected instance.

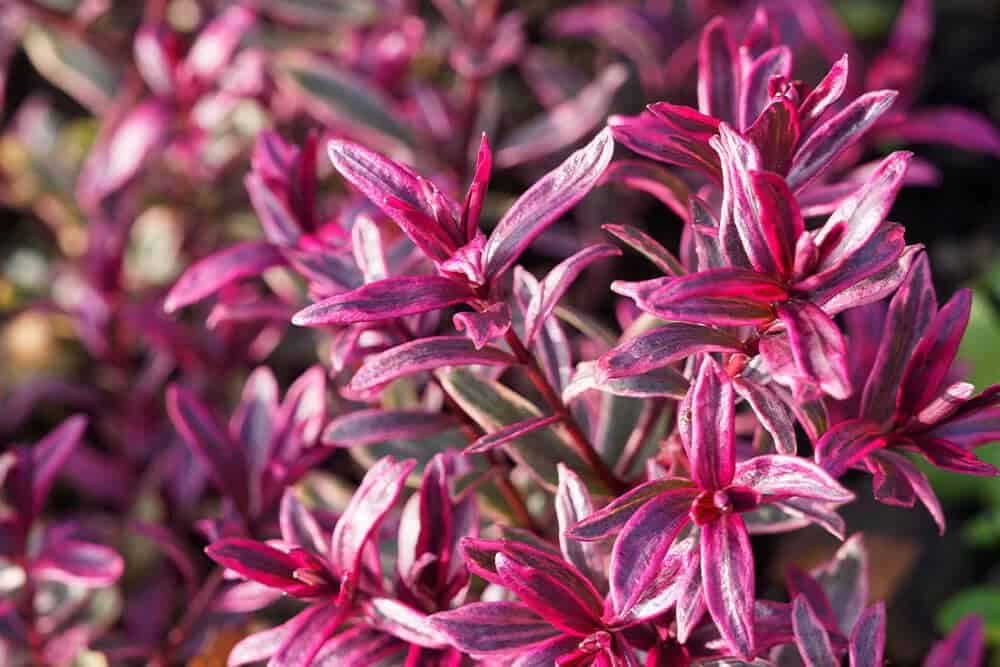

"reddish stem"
[503,329,626,494]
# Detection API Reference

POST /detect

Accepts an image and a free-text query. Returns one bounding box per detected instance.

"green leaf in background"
[280,53,414,149]
[437,367,601,493]
[937,587,1000,644]
[22,26,120,113]
[833,0,896,40]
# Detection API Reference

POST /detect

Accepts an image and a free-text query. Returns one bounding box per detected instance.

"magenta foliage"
[1,1,998,666]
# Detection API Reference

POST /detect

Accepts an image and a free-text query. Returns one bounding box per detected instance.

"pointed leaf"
[429,602,559,656]
[465,415,562,455]
[750,171,804,280]
[323,409,459,447]
[601,163,691,224]
[167,385,250,515]
[555,465,607,592]
[602,223,685,276]
[164,241,284,312]
[701,514,756,659]
[30,414,87,514]
[792,597,838,667]
[330,456,415,579]
[349,337,515,393]
[483,128,614,279]
[525,244,621,343]
[776,301,851,399]
[34,540,123,586]
[293,276,473,326]
[682,357,736,491]
[568,479,694,541]
[698,17,739,126]
[788,91,898,191]
[849,603,886,667]
[925,614,985,667]
[599,323,744,381]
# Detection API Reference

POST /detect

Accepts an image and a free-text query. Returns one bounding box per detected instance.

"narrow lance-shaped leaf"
[494,552,603,636]
[30,414,87,515]
[599,322,744,381]
[701,514,756,659]
[483,128,614,279]
[323,409,459,448]
[849,603,886,667]
[292,276,473,326]
[734,455,854,504]
[555,465,606,592]
[788,90,899,191]
[792,596,838,667]
[462,133,492,240]
[164,241,285,312]
[749,171,804,280]
[600,162,691,224]
[330,456,415,581]
[524,243,621,343]
[465,415,562,454]
[698,17,739,126]
[33,540,124,587]
[429,602,559,656]
[924,614,985,667]
[167,386,250,515]
[349,337,516,393]
[684,357,736,491]
[327,140,456,261]
[775,300,851,400]
[602,223,686,276]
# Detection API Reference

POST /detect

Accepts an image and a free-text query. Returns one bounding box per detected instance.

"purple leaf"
[279,492,327,556]
[740,46,792,131]
[609,112,723,183]
[233,366,279,474]
[272,603,344,667]
[568,479,694,541]
[733,378,797,455]
[495,64,627,168]
[495,551,602,636]
[775,300,851,400]
[245,172,301,247]
[849,603,886,667]
[330,456,415,580]
[860,253,936,423]
[812,151,912,275]
[205,538,317,594]
[602,223,686,276]
[30,414,87,515]
[465,415,562,454]
[312,627,405,667]
[735,454,854,505]
[813,534,870,632]
[610,486,697,615]
[601,163,691,224]
[868,450,945,533]
[164,241,285,313]
[749,171,804,280]
[364,597,448,648]
[565,360,689,403]
[683,357,736,491]
[167,385,250,516]
[454,302,512,349]
[33,539,123,587]
[555,465,606,592]
[462,133,492,240]
[429,602,560,656]
[292,276,473,326]
[228,621,293,667]
[698,17,739,126]
[788,90,898,191]
[483,128,614,279]
[599,322,744,381]
[924,614,986,667]
[524,243,621,343]
[878,107,1000,157]
[349,337,515,393]
[898,289,972,417]
[327,140,458,262]
[183,4,254,83]
[798,55,849,135]
[646,268,788,305]
[815,420,887,478]
[792,596,838,667]
[322,409,459,447]
[701,513,755,659]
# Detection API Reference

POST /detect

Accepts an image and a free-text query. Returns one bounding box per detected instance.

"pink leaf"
[701,513,755,659]
[348,337,516,393]
[429,602,559,656]
[292,276,473,326]
[461,133,492,240]
[792,596,838,667]
[602,223,686,276]
[567,479,694,541]
[453,302,512,350]
[524,243,621,343]
[849,603,886,667]
[483,128,614,279]
[330,456,415,580]
[599,322,744,381]
[698,17,739,126]
[601,163,692,224]
[682,357,736,491]
[924,614,986,667]
[323,409,458,447]
[788,90,898,191]
[815,420,888,478]
[775,300,851,400]
[164,241,285,313]
[749,171,804,280]
[465,415,562,455]
[34,539,123,587]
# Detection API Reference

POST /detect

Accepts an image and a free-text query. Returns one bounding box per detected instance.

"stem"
[503,330,626,494]
[617,399,668,479]
[436,377,542,534]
